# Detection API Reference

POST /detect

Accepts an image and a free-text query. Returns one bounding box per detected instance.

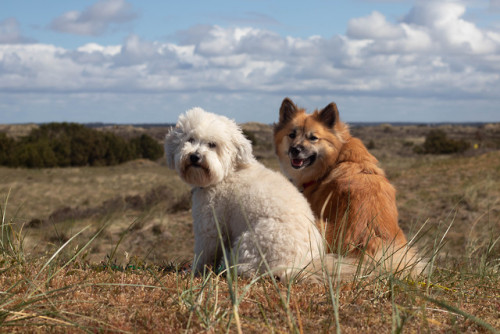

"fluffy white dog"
[164,108,327,281]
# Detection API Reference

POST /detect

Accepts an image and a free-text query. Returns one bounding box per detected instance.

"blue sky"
[1,0,500,124]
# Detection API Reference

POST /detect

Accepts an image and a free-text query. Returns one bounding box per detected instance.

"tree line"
[0,123,164,168]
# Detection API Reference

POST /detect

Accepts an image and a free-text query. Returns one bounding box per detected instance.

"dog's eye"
[309,135,319,142]
[208,142,217,149]
[187,137,195,143]
[288,132,296,139]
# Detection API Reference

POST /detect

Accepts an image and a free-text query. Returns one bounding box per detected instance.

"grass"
[0,238,498,332]
[0,123,499,332]
[1,197,498,332]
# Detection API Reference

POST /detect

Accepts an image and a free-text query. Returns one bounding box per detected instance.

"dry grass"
[0,123,499,333]
[0,248,498,333]
[0,159,186,219]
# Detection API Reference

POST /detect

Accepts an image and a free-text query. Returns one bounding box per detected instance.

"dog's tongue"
[291,159,304,167]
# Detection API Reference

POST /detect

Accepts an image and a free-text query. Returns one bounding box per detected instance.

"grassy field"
[0,123,499,333]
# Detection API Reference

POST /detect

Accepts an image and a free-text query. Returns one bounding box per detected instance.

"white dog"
[164,108,331,281]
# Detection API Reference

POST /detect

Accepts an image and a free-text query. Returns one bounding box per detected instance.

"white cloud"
[77,43,121,55]
[404,1,499,54]
[49,0,137,36]
[2,10,499,97]
[347,11,405,40]
[1,1,500,123]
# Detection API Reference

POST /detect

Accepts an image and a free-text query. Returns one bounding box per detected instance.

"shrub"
[381,123,393,133]
[0,123,164,168]
[14,140,58,168]
[0,133,15,165]
[414,129,470,154]
[130,134,164,161]
[242,129,257,146]
[101,133,134,165]
[402,141,414,147]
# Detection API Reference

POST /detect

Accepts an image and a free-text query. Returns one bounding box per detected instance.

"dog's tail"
[295,254,361,284]
[295,245,428,284]
[370,243,428,278]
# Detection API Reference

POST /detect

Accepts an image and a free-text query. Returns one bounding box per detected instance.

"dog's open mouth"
[290,155,316,169]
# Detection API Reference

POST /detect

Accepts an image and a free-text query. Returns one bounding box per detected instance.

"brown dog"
[274,98,423,274]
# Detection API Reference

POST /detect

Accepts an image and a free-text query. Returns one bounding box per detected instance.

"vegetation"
[0,123,498,332]
[0,123,163,168]
[414,129,470,154]
[0,189,498,333]
[242,128,258,146]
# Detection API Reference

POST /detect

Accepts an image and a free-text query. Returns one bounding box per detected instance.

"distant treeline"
[0,123,164,168]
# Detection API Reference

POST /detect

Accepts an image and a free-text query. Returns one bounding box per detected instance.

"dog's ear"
[279,98,299,124]
[164,127,180,169]
[233,130,255,167]
[317,102,339,128]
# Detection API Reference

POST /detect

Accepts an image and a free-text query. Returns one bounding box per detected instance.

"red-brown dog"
[274,98,424,275]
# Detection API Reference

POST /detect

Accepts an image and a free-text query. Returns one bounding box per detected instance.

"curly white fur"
[165,108,328,281]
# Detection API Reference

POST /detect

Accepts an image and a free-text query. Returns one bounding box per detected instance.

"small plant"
[402,141,414,147]
[366,139,375,149]
[382,123,393,133]
[414,129,470,154]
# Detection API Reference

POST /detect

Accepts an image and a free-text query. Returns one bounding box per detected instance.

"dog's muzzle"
[288,146,316,169]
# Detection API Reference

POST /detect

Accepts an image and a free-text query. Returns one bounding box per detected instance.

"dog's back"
[194,161,324,279]
[303,136,408,255]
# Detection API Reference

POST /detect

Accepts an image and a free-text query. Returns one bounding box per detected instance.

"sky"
[1,0,500,124]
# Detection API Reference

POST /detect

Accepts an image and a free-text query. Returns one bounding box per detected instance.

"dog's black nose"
[190,153,201,164]
[289,145,303,157]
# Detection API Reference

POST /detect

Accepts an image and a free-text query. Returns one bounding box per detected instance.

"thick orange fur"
[274,98,425,277]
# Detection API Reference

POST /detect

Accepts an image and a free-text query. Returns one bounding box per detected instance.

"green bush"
[15,140,58,168]
[0,123,163,168]
[0,133,15,165]
[242,129,258,146]
[414,129,470,154]
[130,134,164,161]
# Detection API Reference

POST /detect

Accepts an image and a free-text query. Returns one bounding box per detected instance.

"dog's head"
[165,107,255,187]
[273,98,348,184]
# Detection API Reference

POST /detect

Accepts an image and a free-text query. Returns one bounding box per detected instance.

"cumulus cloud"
[347,11,404,40]
[0,18,36,44]
[404,1,498,53]
[1,1,500,122]
[49,0,137,36]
